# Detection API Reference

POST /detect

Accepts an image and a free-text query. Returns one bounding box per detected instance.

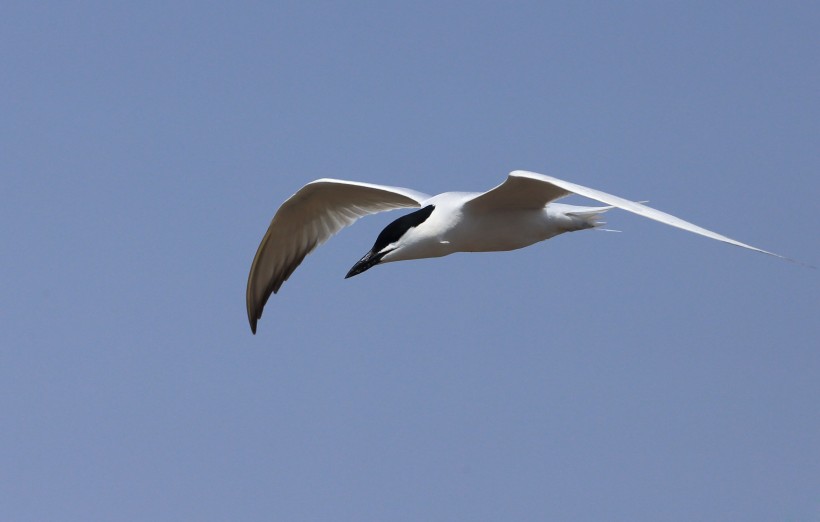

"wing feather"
[465,173,571,210]
[247,179,429,333]
[507,170,789,260]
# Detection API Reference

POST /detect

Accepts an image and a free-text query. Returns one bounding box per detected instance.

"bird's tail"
[566,205,615,230]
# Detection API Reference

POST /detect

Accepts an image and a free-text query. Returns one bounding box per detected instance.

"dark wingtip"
[249,316,257,335]
[248,306,259,335]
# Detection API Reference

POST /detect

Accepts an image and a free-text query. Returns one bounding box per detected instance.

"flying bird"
[246,170,789,333]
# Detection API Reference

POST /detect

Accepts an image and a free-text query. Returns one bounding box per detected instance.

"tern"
[247,170,790,333]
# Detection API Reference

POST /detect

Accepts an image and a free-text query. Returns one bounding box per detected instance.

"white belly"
[450,209,563,253]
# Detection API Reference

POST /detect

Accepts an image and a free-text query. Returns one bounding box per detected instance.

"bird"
[246,170,792,334]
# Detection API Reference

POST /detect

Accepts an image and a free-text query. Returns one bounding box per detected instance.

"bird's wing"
[465,171,571,210]
[247,178,429,333]
[469,170,787,259]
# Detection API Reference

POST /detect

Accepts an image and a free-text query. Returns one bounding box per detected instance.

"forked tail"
[566,205,616,230]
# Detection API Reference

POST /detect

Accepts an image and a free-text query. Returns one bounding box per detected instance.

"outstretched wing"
[247,179,429,333]
[465,172,572,210]
[468,170,787,259]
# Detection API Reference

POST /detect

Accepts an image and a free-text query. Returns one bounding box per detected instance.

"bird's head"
[345,204,436,278]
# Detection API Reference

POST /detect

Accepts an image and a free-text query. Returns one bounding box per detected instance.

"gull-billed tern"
[247,170,792,333]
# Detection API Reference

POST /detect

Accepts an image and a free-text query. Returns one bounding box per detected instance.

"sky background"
[2,1,819,521]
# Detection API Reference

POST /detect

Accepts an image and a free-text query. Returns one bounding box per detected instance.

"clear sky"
[2,1,818,521]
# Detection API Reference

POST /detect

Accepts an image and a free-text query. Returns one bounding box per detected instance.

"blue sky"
[2,1,818,520]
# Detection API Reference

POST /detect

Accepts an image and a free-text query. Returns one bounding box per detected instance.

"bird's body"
[247,170,793,333]
[388,195,592,261]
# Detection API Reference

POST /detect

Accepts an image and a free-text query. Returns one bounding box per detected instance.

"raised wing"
[489,170,789,260]
[465,172,571,210]
[247,179,429,333]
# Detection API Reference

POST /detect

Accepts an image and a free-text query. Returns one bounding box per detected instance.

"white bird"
[246,170,790,333]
